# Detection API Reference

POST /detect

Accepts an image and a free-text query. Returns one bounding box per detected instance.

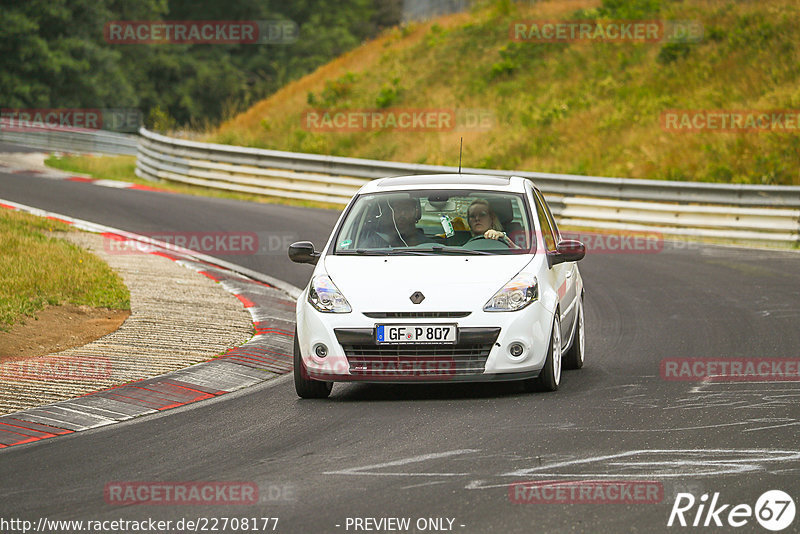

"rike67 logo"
[668,490,795,531]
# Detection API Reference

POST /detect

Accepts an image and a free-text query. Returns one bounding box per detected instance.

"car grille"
[362,311,471,319]
[335,328,500,378]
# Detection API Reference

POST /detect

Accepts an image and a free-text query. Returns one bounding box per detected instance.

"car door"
[530,187,570,349]
[534,188,580,343]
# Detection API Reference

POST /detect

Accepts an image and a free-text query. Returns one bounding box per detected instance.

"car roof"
[358,174,529,194]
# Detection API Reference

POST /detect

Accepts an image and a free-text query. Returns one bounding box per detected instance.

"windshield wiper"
[336,249,390,255]
[337,249,431,256]
[427,246,491,255]
[338,247,491,256]
[384,249,436,255]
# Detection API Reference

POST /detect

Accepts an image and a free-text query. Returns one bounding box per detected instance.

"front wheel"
[563,297,584,370]
[293,327,332,399]
[523,312,562,392]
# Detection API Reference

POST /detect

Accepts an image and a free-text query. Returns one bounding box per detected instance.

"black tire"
[523,312,562,393]
[563,297,585,370]
[293,327,332,399]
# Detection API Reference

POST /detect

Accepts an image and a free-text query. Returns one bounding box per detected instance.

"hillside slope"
[212,0,800,185]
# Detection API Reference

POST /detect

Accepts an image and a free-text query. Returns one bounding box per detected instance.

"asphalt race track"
[1,152,799,533]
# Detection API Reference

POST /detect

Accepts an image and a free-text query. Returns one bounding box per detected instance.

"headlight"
[484,273,538,312]
[308,275,351,313]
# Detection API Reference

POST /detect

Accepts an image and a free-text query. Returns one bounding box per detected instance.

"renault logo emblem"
[410,291,425,304]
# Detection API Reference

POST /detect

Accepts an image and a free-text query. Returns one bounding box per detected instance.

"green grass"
[0,209,130,331]
[45,154,139,182]
[44,154,344,211]
[211,0,800,186]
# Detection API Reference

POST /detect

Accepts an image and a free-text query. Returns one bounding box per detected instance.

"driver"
[467,199,519,248]
[386,196,434,247]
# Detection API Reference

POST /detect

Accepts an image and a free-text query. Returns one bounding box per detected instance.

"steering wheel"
[463,235,510,250]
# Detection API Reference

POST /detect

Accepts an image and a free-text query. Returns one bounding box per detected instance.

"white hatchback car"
[288,174,586,398]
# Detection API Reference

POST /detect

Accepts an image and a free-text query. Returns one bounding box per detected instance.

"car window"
[333,190,533,255]
[534,188,561,243]
[533,190,557,252]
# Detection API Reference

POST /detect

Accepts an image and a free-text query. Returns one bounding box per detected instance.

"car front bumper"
[296,294,553,383]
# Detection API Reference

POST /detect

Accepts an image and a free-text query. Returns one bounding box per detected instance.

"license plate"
[376,324,457,344]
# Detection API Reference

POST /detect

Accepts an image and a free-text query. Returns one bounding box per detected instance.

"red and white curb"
[65,176,171,192]
[0,160,171,193]
[0,199,301,450]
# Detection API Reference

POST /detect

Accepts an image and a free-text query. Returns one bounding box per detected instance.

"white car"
[288,174,586,398]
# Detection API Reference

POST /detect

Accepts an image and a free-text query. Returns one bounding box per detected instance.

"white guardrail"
[0,125,138,156]
[2,125,797,244]
[136,128,800,244]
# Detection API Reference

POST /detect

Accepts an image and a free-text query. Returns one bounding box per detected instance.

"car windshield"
[333,189,534,255]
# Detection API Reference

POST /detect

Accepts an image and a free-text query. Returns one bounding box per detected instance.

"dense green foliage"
[0,0,402,128]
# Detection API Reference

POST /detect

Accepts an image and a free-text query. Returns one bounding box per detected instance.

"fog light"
[314,344,328,358]
[508,342,525,359]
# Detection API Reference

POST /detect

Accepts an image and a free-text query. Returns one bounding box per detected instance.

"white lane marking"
[691,379,800,394]
[466,448,800,490]
[323,447,800,492]
[674,384,800,410]
[502,449,800,478]
[542,418,800,433]
[743,420,800,432]
[400,481,449,490]
[611,379,800,411]
[323,449,479,477]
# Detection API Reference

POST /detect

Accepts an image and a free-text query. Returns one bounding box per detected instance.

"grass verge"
[211,0,800,186]
[0,209,130,331]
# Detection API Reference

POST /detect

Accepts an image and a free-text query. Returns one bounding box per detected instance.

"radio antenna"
[458,137,463,174]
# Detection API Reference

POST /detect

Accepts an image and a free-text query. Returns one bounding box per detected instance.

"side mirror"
[288,241,320,265]
[550,239,585,265]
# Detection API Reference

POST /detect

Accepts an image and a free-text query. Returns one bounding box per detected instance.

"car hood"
[323,254,534,312]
